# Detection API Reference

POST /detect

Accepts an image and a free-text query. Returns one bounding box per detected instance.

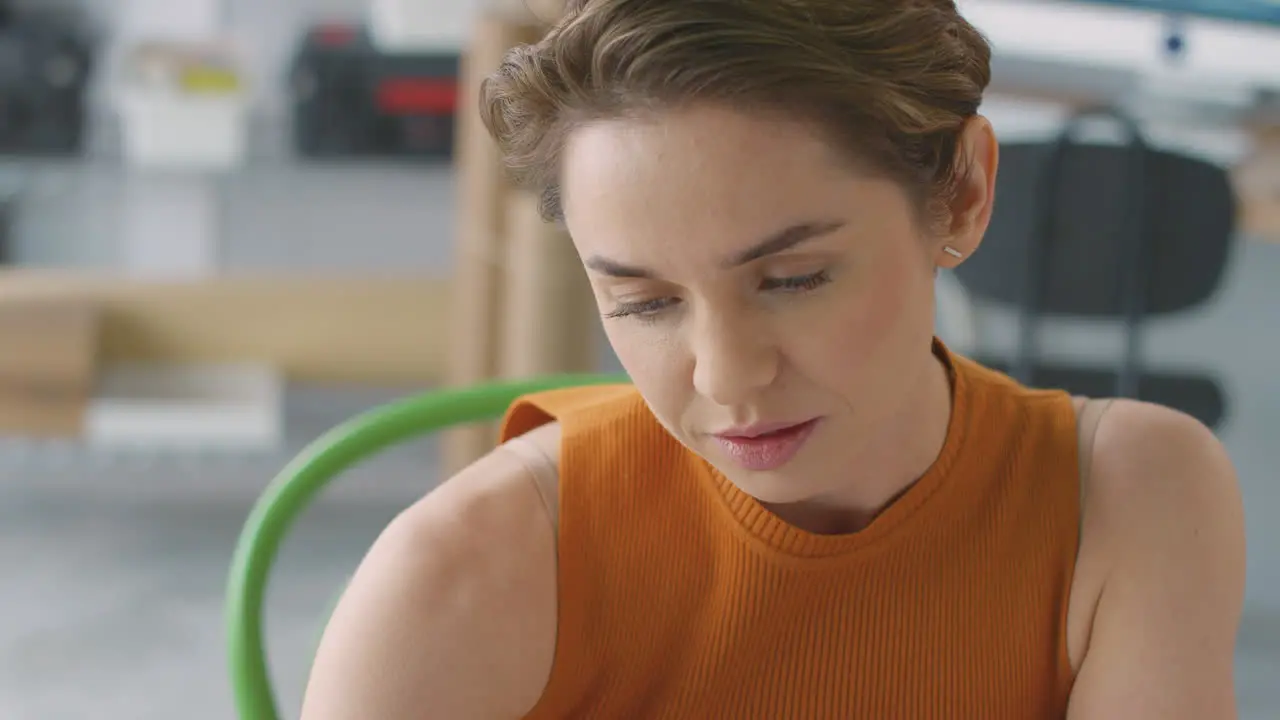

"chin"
[716,464,825,506]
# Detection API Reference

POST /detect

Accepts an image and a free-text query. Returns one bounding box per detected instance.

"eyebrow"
[583,219,847,279]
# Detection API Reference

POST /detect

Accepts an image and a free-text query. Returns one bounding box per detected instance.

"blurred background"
[0,0,1275,717]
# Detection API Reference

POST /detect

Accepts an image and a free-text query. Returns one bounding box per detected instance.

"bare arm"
[299,425,562,720]
[1067,403,1246,719]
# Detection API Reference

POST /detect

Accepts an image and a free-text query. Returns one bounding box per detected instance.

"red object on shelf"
[313,24,359,47]
[374,78,458,115]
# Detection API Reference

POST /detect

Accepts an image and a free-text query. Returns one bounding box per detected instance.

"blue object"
[1067,0,1280,26]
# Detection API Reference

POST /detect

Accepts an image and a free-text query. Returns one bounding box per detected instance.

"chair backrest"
[954,126,1237,317]
[224,373,629,720]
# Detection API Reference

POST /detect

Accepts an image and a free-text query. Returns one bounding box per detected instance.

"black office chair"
[954,108,1236,429]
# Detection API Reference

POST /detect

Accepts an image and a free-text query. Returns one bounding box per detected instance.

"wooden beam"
[499,192,598,379]
[1236,126,1280,242]
[444,11,550,473]
[521,0,569,22]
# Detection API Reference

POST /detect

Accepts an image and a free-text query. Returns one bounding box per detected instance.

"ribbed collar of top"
[700,338,974,562]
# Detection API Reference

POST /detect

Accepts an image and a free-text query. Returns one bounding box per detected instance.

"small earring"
[942,246,964,258]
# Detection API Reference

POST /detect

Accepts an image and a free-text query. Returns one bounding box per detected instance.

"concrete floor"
[0,388,436,720]
[2,240,1278,719]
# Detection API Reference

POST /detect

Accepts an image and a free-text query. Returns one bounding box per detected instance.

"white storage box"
[118,89,247,170]
[86,363,284,451]
[116,41,249,171]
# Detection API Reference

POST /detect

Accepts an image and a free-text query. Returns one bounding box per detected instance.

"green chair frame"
[224,374,628,720]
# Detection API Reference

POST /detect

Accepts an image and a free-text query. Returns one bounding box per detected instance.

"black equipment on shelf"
[0,1,94,157]
[289,23,460,163]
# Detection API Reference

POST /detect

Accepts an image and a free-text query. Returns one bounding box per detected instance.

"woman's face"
[560,104,993,506]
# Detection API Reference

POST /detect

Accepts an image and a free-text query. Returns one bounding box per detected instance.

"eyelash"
[759,271,831,293]
[604,270,832,321]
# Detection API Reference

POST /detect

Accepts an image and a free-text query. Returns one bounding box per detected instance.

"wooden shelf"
[0,270,453,386]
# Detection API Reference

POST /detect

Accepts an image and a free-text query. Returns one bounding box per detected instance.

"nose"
[690,311,779,407]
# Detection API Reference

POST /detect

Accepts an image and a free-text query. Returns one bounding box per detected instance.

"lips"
[712,418,820,472]
[717,420,812,440]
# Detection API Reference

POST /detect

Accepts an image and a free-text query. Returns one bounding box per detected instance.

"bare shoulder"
[1067,400,1246,718]
[1086,399,1240,526]
[300,423,563,720]
[1079,399,1244,581]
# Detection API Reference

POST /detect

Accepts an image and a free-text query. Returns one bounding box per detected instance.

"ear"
[935,115,998,269]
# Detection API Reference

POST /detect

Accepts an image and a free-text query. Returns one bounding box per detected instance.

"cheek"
[602,322,689,423]
[860,254,919,341]
[800,247,929,374]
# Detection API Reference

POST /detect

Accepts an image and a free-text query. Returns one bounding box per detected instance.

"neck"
[765,350,955,535]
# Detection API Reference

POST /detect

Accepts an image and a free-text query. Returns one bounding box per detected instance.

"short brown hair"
[479,0,992,225]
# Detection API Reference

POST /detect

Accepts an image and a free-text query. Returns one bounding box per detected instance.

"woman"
[302,1,1245,717]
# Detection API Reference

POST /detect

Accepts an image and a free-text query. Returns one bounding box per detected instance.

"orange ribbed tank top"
[500,346,1081,719]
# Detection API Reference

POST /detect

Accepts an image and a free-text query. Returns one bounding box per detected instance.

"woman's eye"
[603,271,829,322]
[604,297,680,321]
[760,270,831,293]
